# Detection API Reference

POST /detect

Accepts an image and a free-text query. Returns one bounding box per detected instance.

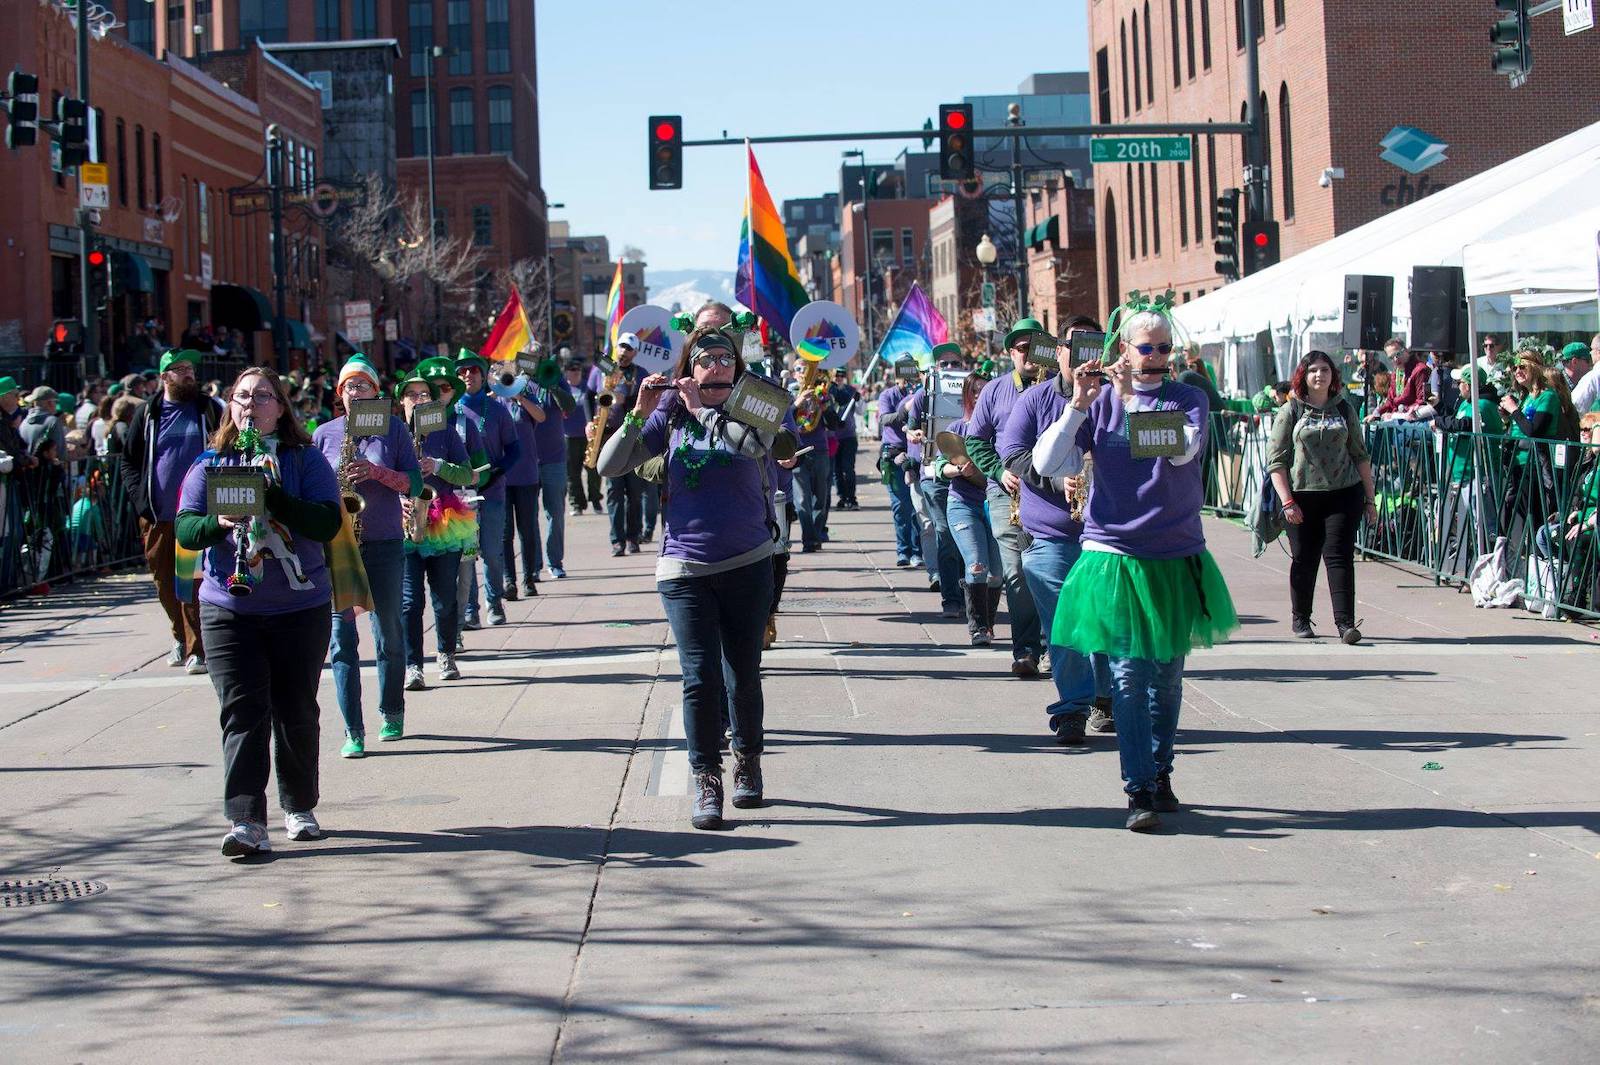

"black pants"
[1285,482,1364,628]
[834,435,859,503]
[565,437,592,511]
[606,471,644,546]
[202,601,332,824]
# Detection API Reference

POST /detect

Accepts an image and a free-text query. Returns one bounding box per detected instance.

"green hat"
[1003,317,1049,350]
[59,392,77,410]
[0,376,18,397]
[931,342,963,364]
[337,353,381,390]
[1558,341,1590,363]
[396,368,440,401]
[158,348,203,374]
[454,347,489,375]
[108,382,123,396]
[417,356,466,400]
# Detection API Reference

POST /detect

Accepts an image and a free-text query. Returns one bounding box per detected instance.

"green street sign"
[981,281,995,308]
[1091,136,1193,163]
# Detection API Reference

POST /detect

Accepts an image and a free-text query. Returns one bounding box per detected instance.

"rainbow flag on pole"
[602,258,626,355]
[479,287,532,364]
[875,281,948,367]
[736,143,810,334]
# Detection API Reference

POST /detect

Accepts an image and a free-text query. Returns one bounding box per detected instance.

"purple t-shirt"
[877,383,909,449]
[499,395,542,486]
[965,372,1028,450]
[416,424,470,495]
[641,403,773,565]
[997,378,1082,541]
[943,418,987,506]
[313,415,420,543]
[458,392,516,502]
[561,381,590,438]
[177,443,339,614]
[532,389,567,463]
[1074,381,1208,559]
[152,402,208,521]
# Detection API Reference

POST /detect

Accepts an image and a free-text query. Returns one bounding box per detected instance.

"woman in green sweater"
[1267,351,1378,644]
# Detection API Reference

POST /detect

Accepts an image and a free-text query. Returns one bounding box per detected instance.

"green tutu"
[1053,549,1238,662]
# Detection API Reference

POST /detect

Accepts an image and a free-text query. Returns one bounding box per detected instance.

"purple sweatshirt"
[942,418,987,506]
[877,383,909,449]
[499,394,542,486]
[532,389,567,463]
[416,424,470,495]
[996,378,1082,541]
[641,404,774,566]
[458,390,517,502]
[313,415,420,543]
[964,371,1030,486]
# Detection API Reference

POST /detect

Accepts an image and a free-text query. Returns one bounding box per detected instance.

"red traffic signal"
[87,249,107,267]
[1252,231,1269,247]
[647,114,683,190]
[1240,219,1280,276]
[943,109,967,130]
[938,103,975,181]
[653,119,677,141]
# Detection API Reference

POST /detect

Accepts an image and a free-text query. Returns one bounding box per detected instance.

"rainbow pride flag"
[736,144,810,335]
[876,282,948,367]
[479,287,531,364]
[602,259,626,355]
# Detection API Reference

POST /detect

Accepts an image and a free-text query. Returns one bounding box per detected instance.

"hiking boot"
[437,653,461,681]
[341,733,365,759]
[1338,620,1364,645]
[691,771,725,830]
[1088,697,1116,734]
[1011,654,1040,679]
[1126,791,1162,832]
[404,666,427,691]
[1053,714,1088,746]
[221,820,270,857]
[731,751,763,808]
[1153,773,1180,813]
[166,641,184,667]
[284,811,324,841]
[1291,616,1316,639]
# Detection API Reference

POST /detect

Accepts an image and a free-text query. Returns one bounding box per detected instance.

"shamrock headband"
[1104,288,1181,358]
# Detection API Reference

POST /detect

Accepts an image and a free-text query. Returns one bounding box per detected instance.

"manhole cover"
[3,879,108,908]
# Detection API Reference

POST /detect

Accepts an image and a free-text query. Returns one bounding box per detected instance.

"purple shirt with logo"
[313,414,420,543]
[997,378,1082,541]
[641,402,773,566]
[152,402,207,521]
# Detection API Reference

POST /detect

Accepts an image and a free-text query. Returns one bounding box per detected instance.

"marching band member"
[876,375,921,568]
[907,347,966,617]
[964,317,1052,678]
[313,356,421,755]
[830,367,861,510]
[589,334,648,555]
[1033,299,1238,832]
[597,327,779,831]
[530,373,573,578]
[940,371,1003,644]
[176,366,342,856]
[563,357,598,516]
[456,351,521,627]
[998,315,1116,743]
[767,407,802,648]
[397,369,477,689]
[496,362,546,600]
[416,358,488,653]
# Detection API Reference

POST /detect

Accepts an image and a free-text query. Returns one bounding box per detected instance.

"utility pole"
[266,125,289,373]
[74,4,100,377]
[844,149,874,353]
[1007,103,1029,318]
[1241,1,1269,224]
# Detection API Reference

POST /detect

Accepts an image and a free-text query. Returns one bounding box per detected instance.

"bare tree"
[500,256,552,350]
[619,245,646,263]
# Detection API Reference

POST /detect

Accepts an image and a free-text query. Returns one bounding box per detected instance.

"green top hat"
[1003,317,1049,350]
[158,348,203,374]
[395,368,440,401]
[417,356,466,401]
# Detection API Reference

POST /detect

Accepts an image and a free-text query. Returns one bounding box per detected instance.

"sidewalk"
[1,460,1596,1063]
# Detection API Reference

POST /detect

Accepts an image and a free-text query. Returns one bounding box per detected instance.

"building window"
[315,0,340,40]
[1119,22,1130,117]
[1170,0,1182,87]
[198,182,209,246]
[1150,164,1161,256]
[1258,93,1271,215]
[1274,0,1284,28]
[1200,0,1213,68]
[472,204,492,247]
[486,0,511,74]
[1234,0,1244,49]
[127,3,155,54]
[870,228,894,263]
[304,147,316,193]
[1125,168,1135,253]
[115,119,127,206]
[1184,0,1197,78]
[1095,47,1112,124]
[410,90,431,157]
[152,133,163,206]
[1191,134,1203,242]
[1138,165,1149,258]
[901,227,915,264]
[1131,12,1141,111]
[408,0,433,77]
[1279,83,1294,220]
[352,0,377,37]
[1103,192,1120,317]
[449,88,475,154]
[135,124,146,209]
[308,70,334,109]
[447,1,473,75]
[1144,2,1155,102]
[487,86,512,153]
[238,0,288,45]
[1177,162,1187,246]
[1206,133,1218,240]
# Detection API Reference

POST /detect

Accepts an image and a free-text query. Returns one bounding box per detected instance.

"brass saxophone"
[583,364,623,470]
[1066,455,1093,522]
[337,424,366,541]
[404,414,437,544]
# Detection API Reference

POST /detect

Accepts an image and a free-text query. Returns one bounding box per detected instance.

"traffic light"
[47,318,82,358]
[87,244,110,311]
[1213,188,1240,281]
[4,71,39,149]
[1241,219,1280,276]
[1490,0,1532,77]
[647,115,682,190]
[938,103,974,181]
[57,96,88,167]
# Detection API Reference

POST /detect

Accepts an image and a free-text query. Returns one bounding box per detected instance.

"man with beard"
[120,349,224,673]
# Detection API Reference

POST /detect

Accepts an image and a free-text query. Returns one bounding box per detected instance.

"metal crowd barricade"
[0,450,144,599]
[1201,410,1274,518]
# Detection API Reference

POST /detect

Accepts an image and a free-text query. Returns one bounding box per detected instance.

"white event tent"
[1173,119,1600,395]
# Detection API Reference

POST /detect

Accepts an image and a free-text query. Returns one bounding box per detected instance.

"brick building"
[1086,0,1600,321]
[838,197,935,348]
[1024,182,1099,331]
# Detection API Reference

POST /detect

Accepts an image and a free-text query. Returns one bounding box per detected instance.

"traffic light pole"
[74,3,102,378]
[1241,0,1268,224]
[1008,110,1028,318]
[267,128,290,374]
[680,121,1250,148]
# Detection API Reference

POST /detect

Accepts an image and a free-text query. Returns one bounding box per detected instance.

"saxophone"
[337,424,366,541]
[404,414,437,544]
[583,363,623,470]
[1066,454,1093,522]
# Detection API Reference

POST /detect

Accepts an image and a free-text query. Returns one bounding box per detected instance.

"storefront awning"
[211,284,273,332]
[111,250,155,293]
[283,319,312,350]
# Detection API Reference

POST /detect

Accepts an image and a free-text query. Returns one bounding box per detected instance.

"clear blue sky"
[536,1,1090,273]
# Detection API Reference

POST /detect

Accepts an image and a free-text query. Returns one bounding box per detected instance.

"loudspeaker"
[1410,266,1468,354]
[1341,274,1393,351]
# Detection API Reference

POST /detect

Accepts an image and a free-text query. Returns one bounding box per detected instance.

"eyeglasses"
[231,390,278,406]
[341,379,377,395]
[691,352,736,369]
[1132,342,1174,356]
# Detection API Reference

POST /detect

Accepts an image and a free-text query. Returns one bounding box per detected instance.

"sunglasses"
[691,352,736,369]
[1132,342,1173,356]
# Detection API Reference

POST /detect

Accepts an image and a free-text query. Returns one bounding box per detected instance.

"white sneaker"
[404,665,427,691]
[221,821,271,856]
[437,653,460,681]
[284,811,324,841]
[185,655,208,675]
[166,641,184,667]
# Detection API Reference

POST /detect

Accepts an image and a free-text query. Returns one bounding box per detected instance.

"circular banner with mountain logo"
[615,305,684,374]
[788,301,860,370]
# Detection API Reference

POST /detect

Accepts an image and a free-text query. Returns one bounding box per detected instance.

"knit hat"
[337,354,381,391]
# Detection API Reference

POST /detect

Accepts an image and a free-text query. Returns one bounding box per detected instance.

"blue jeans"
[986,483,1043,661]
[329,538,405,736]
[465,497,507,622]
[919,476,963,608]
[880,447,918,560]
[834,435,858,502]
[403,548,461,669]
[795,448,832,546]
[538,460,567,568]
[658,557,774,774]
[503,482,542,586]
[1023,536,1111,724]
[946,492,1002,585]
[1109,655,1186,794]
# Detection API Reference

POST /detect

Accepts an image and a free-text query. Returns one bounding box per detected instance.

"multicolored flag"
[875,282,948,367]
[602,258,626,355]
[736,144,810,335]
[479,287,532,364]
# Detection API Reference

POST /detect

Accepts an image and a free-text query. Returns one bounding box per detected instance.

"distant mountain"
[643,269,744,315]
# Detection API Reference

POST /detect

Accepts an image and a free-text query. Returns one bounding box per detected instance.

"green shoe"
[341,733,365,759]
[379,718,404,742]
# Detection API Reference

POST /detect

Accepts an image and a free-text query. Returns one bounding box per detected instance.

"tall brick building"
[1085,0,1600,320]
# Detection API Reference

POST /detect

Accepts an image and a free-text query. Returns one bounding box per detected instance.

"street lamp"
[842,148,873,352]
[975,234,997,359]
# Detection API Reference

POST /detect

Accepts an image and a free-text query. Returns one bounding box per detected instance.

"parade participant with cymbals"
[597,326,780,831]
[939,369,1003,645]
[908,344,968,618]
[1034,294,1238,832]
[313,355,421,755]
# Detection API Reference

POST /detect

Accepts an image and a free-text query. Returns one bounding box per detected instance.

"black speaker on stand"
[1410,266,1468,354]
[1341,274,1394,352]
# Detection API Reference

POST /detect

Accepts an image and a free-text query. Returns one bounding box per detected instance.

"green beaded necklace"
[672,414,733,489]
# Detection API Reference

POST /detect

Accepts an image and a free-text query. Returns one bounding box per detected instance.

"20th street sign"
[1090,136,1193,163]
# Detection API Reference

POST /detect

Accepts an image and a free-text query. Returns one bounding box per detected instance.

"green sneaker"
[341,733,365,759]
[379,718,404,742]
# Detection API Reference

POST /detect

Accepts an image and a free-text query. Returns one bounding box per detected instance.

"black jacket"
[119,392,224,522]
